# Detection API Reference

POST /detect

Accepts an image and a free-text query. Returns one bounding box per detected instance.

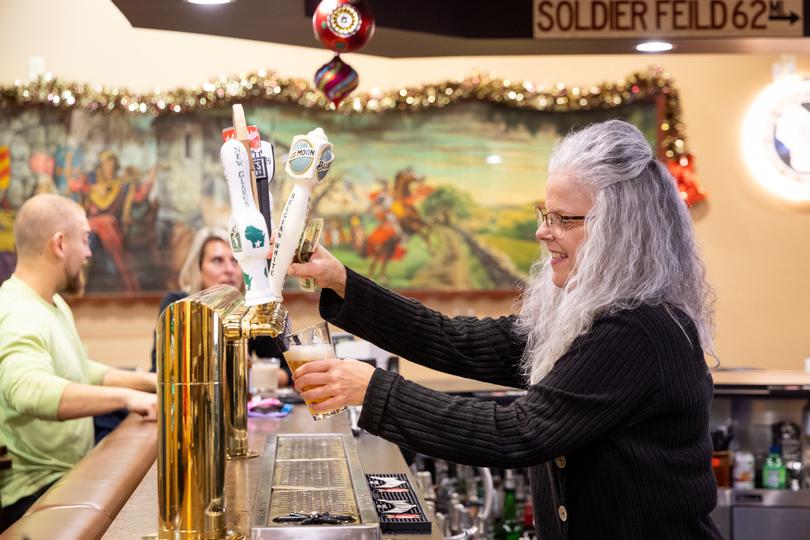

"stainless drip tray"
[252,433,380,539]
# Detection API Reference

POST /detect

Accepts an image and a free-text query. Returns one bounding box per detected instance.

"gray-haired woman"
[287,120,722,539]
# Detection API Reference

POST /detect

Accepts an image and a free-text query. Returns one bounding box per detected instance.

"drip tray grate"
[252,433,379,539]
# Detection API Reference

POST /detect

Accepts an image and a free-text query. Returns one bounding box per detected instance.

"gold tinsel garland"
[0,66,689,163]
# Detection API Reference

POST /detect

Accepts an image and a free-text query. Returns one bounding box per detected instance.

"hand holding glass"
[284,321,344,420]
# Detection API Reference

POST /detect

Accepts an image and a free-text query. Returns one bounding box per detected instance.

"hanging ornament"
[312,0,375,54]
[314,55,359,107]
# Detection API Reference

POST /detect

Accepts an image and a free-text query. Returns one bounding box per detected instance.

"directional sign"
[533,0,806,39]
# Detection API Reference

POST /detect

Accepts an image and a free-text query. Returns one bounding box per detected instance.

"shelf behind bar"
[417,370,810,399]
[711,370,810,398]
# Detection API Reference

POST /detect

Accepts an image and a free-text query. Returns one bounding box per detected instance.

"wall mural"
[0,68,702,295]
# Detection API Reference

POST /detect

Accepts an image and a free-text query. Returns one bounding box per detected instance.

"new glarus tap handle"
[221,108,273,306]
[232,104,260,207]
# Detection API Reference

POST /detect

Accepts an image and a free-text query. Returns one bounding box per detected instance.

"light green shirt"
[0,275,110,506]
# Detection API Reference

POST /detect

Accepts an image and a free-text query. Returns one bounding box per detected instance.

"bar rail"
[1,413,157,540]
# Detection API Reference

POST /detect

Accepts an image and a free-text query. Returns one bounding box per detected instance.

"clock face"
[742,78,810,202]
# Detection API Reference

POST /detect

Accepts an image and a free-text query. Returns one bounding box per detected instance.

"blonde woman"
[150,227,290,385]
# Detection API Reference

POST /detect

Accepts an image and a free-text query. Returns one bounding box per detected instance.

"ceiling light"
[636,41,673,53]
[184,0,236,5]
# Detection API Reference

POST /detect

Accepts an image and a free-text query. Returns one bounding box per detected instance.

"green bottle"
[762,445,787,489]
[495,470,523,540]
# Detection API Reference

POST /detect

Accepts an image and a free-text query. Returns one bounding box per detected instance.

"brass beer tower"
[157,287,285,539]
[156,106,333,539]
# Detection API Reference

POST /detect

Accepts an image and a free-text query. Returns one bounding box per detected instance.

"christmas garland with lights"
[0,66,705,205]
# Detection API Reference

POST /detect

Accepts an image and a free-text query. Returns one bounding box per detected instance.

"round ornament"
[312,0,375,53]
[314,55,359,107]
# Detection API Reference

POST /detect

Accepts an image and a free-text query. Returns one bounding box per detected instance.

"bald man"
[0,194,157,531]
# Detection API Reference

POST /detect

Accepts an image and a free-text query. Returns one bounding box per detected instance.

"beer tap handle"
[222,114,275,244]
[232,105,260,206]
[267,128,334,302]
[259,140,276,239]
[221,107,273,306]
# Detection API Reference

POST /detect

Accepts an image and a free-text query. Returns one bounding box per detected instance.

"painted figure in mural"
[57,147,91,205]
[28,153,57,195]
[390,169,434,249]
[364,178,404,282]
[120,163,160,292]
[364,170,434,282]
[348,214,365,255]
[83,151,157,292]
[85,151,140,291]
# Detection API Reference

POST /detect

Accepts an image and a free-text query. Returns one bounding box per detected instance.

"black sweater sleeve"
[357,311,661,469]
[320,268,527,388]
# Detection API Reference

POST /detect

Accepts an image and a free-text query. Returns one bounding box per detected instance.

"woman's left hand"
[293,358,375,413]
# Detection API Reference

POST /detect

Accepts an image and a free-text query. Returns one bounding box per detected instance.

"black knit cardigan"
[320,268,722,540]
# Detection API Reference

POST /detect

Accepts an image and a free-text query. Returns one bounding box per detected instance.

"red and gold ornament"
[314,55,359,107]
[311,0,374,106]
[312,0,375,53]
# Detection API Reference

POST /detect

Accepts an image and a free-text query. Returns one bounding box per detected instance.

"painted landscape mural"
[0,100,657,294]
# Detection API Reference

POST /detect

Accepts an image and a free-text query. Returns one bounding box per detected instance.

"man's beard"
[63,267,86,297]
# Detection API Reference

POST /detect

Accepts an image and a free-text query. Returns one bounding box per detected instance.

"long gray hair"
[515,120,715,384]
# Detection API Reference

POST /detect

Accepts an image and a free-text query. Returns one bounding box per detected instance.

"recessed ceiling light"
[636,41,673,53]
[184,0,236,5]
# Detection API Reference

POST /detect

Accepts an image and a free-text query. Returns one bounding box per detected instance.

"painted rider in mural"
[364,178,404,282]
[364,170,434,282]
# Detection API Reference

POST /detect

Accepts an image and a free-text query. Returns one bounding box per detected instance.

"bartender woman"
[288,120,722,539]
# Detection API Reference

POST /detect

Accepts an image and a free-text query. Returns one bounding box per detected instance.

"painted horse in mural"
[364,169,434,281]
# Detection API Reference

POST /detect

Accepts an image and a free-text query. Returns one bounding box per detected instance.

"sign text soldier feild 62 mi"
[533,0,805,38]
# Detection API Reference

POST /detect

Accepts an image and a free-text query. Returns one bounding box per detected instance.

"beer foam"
[284,343,334,363]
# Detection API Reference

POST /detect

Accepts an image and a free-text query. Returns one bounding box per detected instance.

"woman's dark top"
[320,268,722,540]
[150,291,290,379]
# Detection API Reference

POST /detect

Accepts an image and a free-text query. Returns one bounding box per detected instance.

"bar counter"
[103,405,441,540]
[1,412,157,540]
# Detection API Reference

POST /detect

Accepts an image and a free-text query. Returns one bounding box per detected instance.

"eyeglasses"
[535,206,587,238]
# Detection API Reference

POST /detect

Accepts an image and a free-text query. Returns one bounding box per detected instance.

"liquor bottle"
[762,445,787,489]
[495,470,523,540]
[522,494,535,534]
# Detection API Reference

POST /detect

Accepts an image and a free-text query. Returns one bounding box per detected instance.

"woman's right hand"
[287,244,347,297]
